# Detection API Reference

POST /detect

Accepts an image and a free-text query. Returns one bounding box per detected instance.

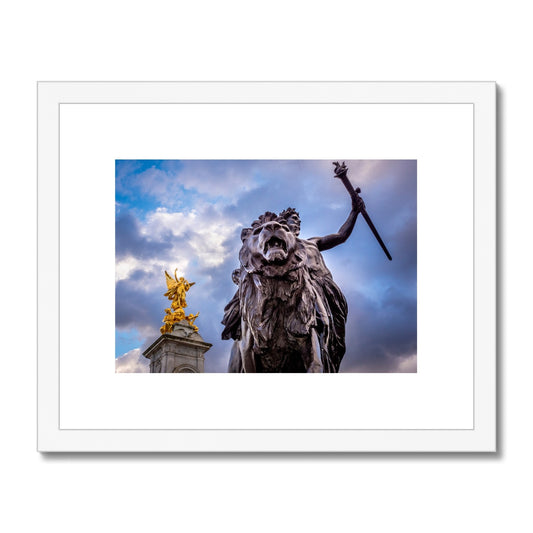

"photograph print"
[115,159,417,373]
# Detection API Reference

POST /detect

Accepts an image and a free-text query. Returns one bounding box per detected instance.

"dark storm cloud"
[115,276,162,332]
[341,287,417,372]
[115,212,169,259]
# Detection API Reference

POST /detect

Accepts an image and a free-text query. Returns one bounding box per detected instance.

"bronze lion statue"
[222,177,364,372]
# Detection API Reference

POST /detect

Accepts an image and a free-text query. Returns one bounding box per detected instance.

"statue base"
[143,320,212,373]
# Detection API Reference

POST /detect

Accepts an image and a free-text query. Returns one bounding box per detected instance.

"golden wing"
[163,269,179,298]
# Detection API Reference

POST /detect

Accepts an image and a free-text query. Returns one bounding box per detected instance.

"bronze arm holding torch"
[333,162,392,261]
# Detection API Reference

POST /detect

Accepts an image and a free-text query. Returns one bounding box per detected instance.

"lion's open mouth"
[263,235,288,262]
[264,236,287,254]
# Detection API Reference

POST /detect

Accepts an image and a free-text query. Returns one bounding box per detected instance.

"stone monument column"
[143,320,212,373]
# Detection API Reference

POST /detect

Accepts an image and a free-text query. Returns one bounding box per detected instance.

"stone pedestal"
[143,321,212,373]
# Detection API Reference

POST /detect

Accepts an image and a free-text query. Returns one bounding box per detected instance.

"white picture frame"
[37,81,496,452]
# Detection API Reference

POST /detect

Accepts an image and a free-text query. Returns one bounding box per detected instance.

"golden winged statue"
[160,269,199,334]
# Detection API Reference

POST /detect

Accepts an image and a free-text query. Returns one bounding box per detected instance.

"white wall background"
[0,1,526,532]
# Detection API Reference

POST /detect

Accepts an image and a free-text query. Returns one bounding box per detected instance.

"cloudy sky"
[115,160,416,373]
